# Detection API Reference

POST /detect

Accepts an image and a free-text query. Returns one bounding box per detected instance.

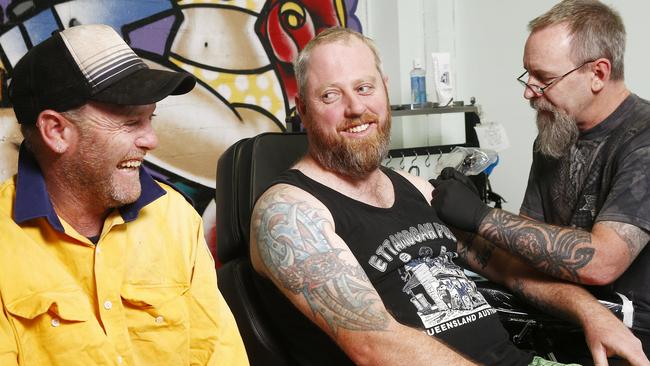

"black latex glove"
[437,167,480,197]
[429,177,492,233]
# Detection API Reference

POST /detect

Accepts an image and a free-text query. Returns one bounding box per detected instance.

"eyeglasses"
[517,60,595,95]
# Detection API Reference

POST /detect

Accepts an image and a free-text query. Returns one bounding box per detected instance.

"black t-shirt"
[261,167,532,365]
[521,94,650,328]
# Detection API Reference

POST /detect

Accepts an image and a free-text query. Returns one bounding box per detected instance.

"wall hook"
[424,150,432,167]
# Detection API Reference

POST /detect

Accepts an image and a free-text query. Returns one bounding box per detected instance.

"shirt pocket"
[5,289,113,364]
[120,283,190,361]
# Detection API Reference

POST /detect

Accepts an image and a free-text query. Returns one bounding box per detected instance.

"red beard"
[307,110,392,179]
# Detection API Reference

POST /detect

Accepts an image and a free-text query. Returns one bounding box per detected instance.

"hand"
[429,177,491,232]
[583,314,650,366]
[437,167,480,196]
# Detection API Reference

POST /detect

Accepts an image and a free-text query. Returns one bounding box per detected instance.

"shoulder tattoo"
[254,190,389,335]
[600,221,649,260]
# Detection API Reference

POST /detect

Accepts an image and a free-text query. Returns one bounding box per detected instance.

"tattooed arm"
[250,184,476,366]
[430,174,649,284]
[479,210,649,285]
[455,232,650,366]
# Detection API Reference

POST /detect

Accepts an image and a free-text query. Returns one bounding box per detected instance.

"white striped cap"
[61,25,148,93]
[9,24,195,124]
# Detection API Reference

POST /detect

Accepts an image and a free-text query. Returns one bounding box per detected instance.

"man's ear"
[295,95,309,128]
[36,110,76,154]
[295,95,306,117]
[591,58,611,92]
[382,75,390,103]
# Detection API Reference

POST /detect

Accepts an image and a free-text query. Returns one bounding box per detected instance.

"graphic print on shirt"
[399,246,493,335]
[552,138,605,227]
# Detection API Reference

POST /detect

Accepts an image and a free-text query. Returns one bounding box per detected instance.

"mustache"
[530,98,553,112]
[122,151,146,161]
[339,111,380,130]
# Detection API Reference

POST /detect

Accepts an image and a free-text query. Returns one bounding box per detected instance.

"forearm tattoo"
[600,221,649,260]
[454,231,495,270]
[480,210,594,282]
[255,192,389,335]
[510,279,562,320]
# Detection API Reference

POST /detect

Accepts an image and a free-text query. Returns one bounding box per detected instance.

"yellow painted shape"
[335,0,346,27]
[280,2,305,28]
[177,0,265,13]
[170,56,287,121]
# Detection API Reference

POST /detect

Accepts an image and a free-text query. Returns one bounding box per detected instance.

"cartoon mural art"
[0,0,362,260]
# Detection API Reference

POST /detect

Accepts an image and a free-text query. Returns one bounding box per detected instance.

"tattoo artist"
[431,1,650,364]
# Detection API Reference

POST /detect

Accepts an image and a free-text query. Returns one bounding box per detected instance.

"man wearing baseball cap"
[0,24,248,365]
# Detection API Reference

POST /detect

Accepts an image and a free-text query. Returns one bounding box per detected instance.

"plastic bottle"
[410,58,427,105]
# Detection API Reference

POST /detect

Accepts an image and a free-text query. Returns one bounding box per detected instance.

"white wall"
[363,0,650,212]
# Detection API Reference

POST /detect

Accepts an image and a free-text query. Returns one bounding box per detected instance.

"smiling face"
[61,102,158,209]
[297,37,391,179]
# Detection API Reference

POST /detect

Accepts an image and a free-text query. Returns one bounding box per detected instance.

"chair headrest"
[216,133,308,263]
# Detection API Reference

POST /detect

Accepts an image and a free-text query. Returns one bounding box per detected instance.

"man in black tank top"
[249,27,647,366]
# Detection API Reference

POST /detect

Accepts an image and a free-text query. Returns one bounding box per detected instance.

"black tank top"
[258,168,532,365]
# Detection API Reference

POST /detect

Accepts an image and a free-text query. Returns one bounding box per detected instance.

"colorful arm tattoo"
[254,191,389,336]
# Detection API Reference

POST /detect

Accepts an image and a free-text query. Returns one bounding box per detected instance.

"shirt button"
[155,316,164,324]
[117,355,123,364]
[96,246,101,254]
[51,318,60,327]
[103,300,113,310]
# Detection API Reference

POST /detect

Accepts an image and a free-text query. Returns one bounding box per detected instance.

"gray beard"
[532,99,579,159]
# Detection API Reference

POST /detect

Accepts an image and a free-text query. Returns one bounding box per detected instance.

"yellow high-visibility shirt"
[0,148,249,366]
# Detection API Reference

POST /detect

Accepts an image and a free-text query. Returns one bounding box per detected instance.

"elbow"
[341,333,393,366]
[345,342,379,366]
[578,266,622,286]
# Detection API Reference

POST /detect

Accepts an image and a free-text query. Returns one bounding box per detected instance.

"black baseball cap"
[8,24,196,124]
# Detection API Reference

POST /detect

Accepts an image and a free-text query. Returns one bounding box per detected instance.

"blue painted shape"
[128,15,174,56]
[344,0,362,32]
[0,0,10,23]
[0,26,29,67]
[24,8,59,46]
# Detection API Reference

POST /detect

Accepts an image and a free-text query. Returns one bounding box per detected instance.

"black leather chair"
[215,132,308,366]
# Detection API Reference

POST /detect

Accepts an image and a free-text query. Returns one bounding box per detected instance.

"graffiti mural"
[0,0,361,258]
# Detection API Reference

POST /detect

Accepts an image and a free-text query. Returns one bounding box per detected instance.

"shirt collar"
[14,143,63,231]
[14,143,166,231]
[579,93,636,140]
